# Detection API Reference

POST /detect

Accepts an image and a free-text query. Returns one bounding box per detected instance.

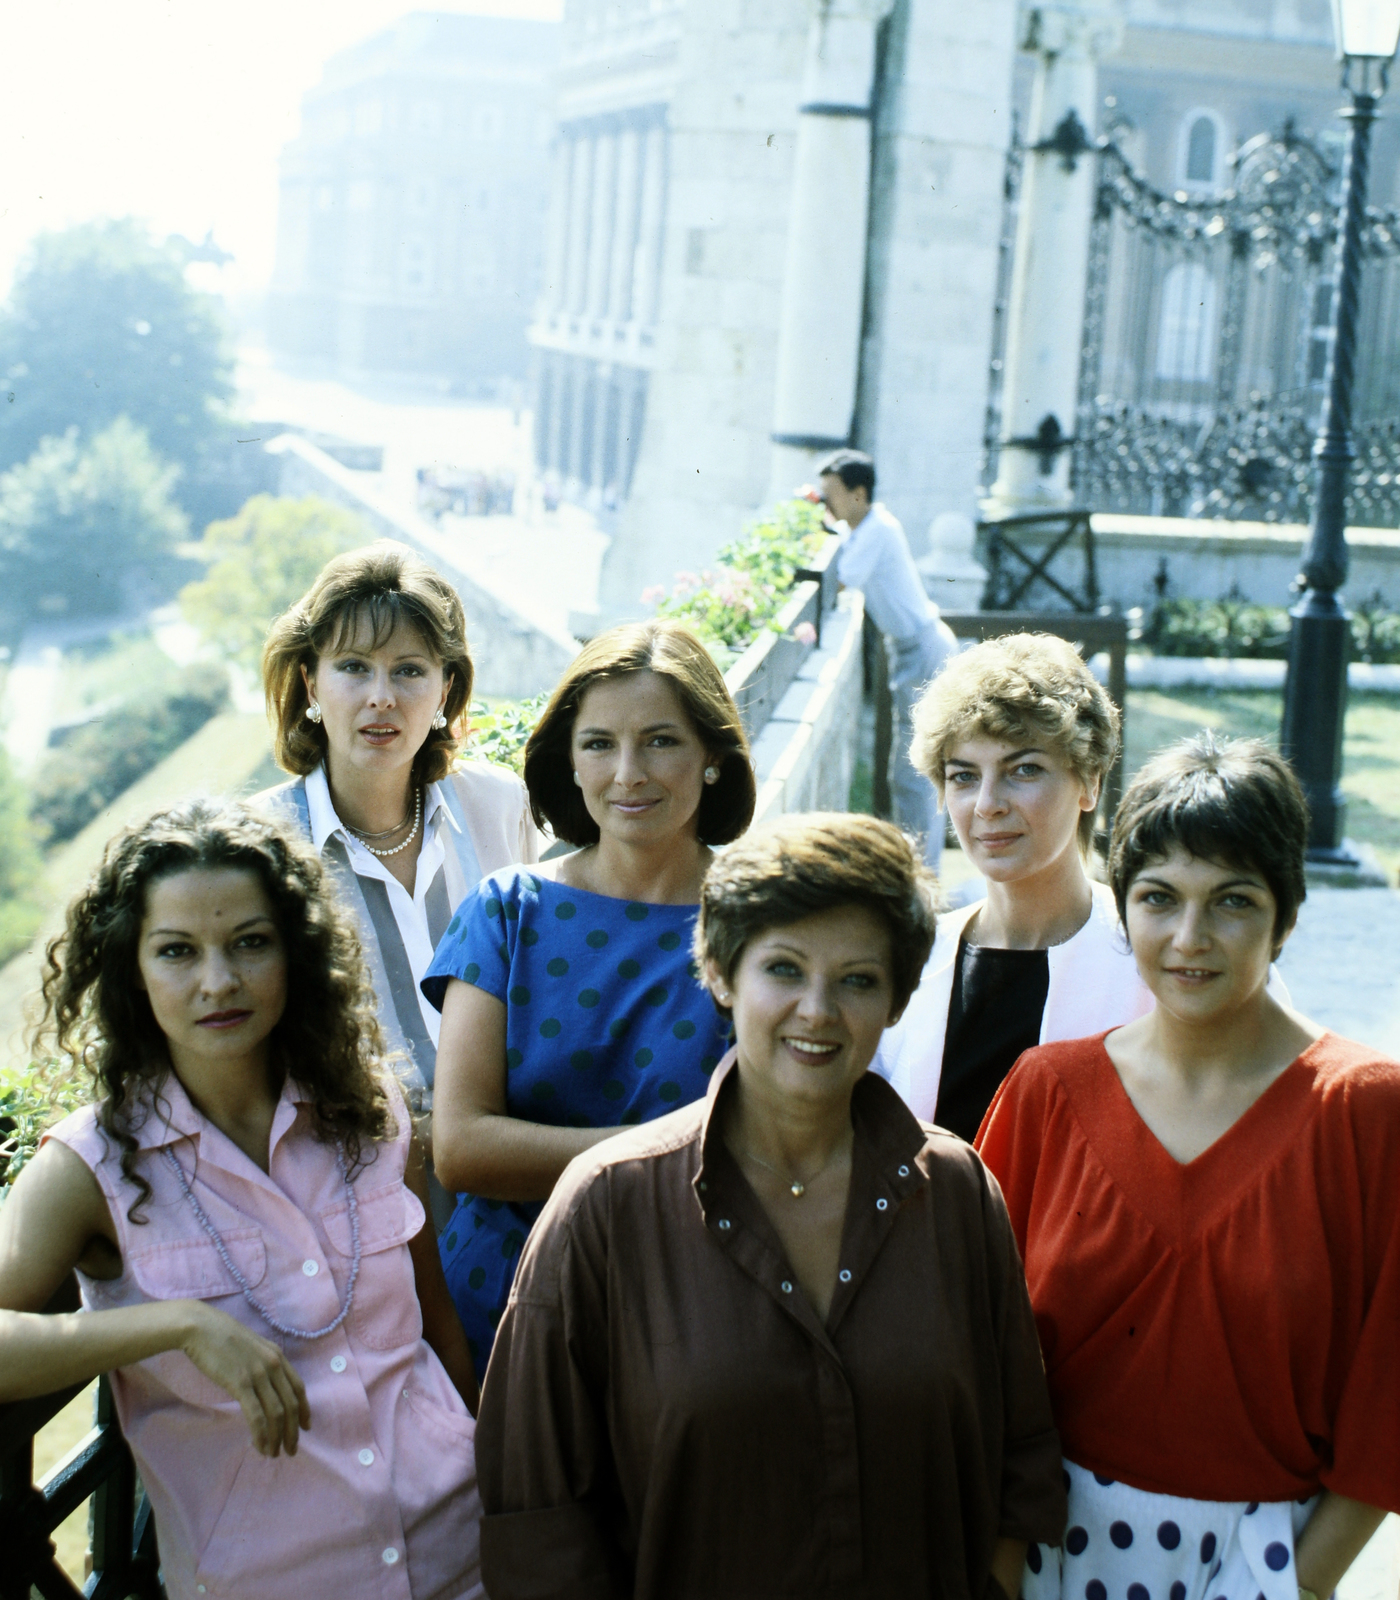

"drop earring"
[305,701,323,725]
[704,766,719,783]
[573,771,582,786]
[432,709,448,730]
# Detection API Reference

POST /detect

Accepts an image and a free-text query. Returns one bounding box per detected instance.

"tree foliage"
[28,663,230,846]
[0,219,233,479]
[0,417,189,614]
[179,494,369,672]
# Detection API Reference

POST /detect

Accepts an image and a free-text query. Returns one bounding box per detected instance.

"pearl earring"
[432,709,448,730]
[704,765,719,783]
[305,701,323,725]
[573,771,581,786]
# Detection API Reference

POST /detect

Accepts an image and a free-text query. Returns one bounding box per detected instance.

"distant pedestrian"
[817,449,956,869]
[979,735,1400,1600]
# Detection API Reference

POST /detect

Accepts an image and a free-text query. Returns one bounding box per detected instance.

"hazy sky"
[0,0,562,301]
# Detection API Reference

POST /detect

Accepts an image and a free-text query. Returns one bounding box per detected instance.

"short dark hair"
[263,541,473,784]
[1109,733,1308,944]
[816,449,876,496]
[695,812,939,1022]
[523,619,755,847]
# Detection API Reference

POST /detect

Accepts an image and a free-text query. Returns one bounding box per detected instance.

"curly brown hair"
[34,799,392,1220]
[262,541,474,784]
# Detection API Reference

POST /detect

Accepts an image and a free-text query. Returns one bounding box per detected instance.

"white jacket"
[875,880,1293,1122]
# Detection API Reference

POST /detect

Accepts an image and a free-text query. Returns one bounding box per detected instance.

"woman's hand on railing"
[179,1300,310,1458]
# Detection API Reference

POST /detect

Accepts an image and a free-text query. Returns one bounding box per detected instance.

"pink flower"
[640,585,666,605]
[793,621,817,646]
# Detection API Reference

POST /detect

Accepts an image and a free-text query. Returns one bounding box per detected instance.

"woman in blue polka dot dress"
[423,621,755,1369]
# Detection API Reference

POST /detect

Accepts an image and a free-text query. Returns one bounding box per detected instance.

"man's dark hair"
[816,449,875,496]
[1108,732,1308,947]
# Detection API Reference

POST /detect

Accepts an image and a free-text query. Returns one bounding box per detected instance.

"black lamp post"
[1280,0,1400,863]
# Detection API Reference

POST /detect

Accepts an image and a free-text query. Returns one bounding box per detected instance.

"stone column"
[767,0,895,502]
[608,123,643,324]
[541,137,574,315]
[984,0,1123,514]
[565,134,595,316]
[586,130,619,320]
[631,122,667,327]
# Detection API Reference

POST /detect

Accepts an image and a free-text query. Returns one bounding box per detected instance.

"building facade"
[269,12,558,389]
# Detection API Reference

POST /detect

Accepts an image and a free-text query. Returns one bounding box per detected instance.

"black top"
[937,939,1051,1142]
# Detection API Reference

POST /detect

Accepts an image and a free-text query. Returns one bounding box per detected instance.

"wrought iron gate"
[984,115,1400,527]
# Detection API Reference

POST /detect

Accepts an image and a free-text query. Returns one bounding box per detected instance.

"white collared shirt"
[834,502,939,643]
[303,764,452,1046]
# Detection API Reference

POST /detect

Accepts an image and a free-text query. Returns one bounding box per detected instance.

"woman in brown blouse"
[475,812,1066,1600]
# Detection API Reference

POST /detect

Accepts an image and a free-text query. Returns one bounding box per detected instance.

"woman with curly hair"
[0,799,484,1600]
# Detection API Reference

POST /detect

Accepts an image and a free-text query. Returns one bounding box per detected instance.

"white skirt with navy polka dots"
[1023,1459,1318,1600]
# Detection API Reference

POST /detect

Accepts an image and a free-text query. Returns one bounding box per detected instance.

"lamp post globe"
[1280,0,1400,862]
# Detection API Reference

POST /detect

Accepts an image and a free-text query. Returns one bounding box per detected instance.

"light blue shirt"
[834,501,938,642]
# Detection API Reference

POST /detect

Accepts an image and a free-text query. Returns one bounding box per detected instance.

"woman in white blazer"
[873,634,1143,1137]
[876,633,1288,1136]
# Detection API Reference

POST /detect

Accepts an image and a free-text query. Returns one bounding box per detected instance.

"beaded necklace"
[346,786,422,859]
[161,1143,361,1341]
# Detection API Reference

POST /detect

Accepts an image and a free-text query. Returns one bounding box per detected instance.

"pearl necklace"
[347,786,422,858]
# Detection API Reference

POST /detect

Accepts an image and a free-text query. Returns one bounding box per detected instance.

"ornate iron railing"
[985,115,1400,529]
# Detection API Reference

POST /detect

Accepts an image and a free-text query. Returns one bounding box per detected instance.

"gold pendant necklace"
[736,1144,828,1199]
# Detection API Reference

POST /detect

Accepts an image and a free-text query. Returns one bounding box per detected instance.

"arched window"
[1186,118,1216,182]
[1178,110,1226,191]
[1156,262,1218,381]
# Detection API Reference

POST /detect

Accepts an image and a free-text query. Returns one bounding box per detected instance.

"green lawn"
[1125,689,1400,880]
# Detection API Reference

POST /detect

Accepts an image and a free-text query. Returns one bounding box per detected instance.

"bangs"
[320,594,436,659]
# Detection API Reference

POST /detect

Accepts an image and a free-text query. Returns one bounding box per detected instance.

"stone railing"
[714,534,864,822]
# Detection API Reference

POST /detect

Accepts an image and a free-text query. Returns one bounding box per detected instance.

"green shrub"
[1144,590,1400,663]
[0,1057,89,1195]
[642,498,827,666]
[1144,592,1291,659]
[466,695,548,775]
[29,663,230,845]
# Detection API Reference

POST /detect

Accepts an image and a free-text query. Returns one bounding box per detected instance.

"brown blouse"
[475,1053,1066,1600]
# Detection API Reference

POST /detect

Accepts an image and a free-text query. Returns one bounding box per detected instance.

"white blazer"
[873,882,1149,1122]
[874,880,1293,1123]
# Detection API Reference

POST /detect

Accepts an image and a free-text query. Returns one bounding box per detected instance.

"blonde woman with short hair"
[874,632,1146,1138]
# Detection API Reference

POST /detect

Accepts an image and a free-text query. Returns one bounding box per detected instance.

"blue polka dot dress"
[421,866,730,1370]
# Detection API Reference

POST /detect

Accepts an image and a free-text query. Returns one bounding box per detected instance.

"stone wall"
[1088,514,1400,609]
[266,434,576,699]
[859,0,1018,557]
[749,592,867,822]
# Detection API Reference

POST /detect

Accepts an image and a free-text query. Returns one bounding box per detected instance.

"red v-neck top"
[976,1031,1400,1508]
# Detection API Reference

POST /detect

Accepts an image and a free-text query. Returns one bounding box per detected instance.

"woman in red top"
[977,734,1400,1600]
